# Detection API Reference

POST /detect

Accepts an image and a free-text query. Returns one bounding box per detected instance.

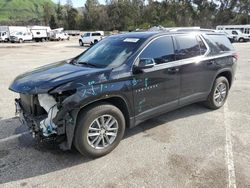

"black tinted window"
[140,36,175,64]
[175,35,200,60]
[208,34,234,52]
[232,31,238,35]
[92,33,101,36]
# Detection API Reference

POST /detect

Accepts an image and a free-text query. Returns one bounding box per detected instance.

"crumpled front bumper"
[15,98,47,138]
[14,97,77,150]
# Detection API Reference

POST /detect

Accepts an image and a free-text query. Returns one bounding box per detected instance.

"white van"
[9,31,33,43]
[224,30,249,42]
[51,32,70,41]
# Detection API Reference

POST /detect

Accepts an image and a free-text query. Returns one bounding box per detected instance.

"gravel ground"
[0,39,249,188]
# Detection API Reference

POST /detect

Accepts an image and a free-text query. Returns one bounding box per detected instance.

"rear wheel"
[74,103,125,158]
[19,39,23,43]
[204,76,229,110]
[239,38,245,42]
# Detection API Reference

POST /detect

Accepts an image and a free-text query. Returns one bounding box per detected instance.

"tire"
[79,40,83,46]
[204,76,229,110]
[239,38,244,42]
[74,103,125,158]
[42,38,46,42]
[19,39,23,43]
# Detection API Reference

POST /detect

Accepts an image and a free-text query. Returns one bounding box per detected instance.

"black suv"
[9,31,237,157]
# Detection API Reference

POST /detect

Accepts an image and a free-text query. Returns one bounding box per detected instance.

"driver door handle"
[167,67,179,74]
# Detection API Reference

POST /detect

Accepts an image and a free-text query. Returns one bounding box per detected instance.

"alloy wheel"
[213,82,227,105]
[87,115,118,149]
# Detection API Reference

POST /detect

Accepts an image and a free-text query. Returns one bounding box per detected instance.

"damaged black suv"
[9,31,237,157]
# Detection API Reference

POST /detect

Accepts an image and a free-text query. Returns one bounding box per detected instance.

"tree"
[43,2,54,26]
[49,15,57,29]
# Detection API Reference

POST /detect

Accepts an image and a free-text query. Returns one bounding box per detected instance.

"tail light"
[233,53,239,63]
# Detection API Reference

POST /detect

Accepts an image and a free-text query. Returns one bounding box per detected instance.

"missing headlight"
[38,94,59,137]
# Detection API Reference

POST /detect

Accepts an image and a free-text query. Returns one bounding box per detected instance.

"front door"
[132,36,180,124]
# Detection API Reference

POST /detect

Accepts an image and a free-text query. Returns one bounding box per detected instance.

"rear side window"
[175,35,200,60]
[92,33,101,36]
[140,36,175,64]
[207,34,234,52]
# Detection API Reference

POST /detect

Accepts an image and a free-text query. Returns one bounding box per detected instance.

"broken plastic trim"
[38,94,59,137]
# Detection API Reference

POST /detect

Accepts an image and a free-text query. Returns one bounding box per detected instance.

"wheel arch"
[216,70,232,88]
[76,96,132,129]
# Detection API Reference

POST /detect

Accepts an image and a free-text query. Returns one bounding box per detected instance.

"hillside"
[0,0,54,24]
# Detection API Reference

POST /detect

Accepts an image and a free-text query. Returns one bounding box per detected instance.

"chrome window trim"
[132,33,211,71]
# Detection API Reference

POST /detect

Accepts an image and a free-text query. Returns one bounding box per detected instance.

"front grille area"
[20,94,46,116]
[20,94,33,114]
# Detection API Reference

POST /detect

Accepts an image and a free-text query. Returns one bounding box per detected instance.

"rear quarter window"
[203,34,235,55]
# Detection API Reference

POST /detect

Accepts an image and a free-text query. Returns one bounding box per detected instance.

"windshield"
[76,37,142,68]
[83,33,90,37]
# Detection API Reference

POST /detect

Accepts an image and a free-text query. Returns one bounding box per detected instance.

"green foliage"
[0,0,54,25]
[0,0,249,30]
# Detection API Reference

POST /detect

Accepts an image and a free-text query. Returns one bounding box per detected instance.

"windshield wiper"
[77,61,99,68]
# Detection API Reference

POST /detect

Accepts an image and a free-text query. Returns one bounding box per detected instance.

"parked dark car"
[9,31,237,157]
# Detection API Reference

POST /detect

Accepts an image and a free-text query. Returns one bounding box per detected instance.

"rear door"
[133,36,180,123]
[174,34,211,106]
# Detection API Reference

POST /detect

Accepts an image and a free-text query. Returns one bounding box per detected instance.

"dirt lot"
[0,38,250,188]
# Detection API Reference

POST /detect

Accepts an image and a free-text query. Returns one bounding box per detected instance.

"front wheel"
[204,76,229,110]
[74,103,125,158]
[79,40,83,46]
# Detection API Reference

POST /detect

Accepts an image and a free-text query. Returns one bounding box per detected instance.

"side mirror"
[137,58,155,69]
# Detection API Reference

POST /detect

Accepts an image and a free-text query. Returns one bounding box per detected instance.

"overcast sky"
[52,0,105,7]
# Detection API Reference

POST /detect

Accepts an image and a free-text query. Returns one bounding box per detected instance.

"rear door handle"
[207,60,215,65]
[167,67,179,74]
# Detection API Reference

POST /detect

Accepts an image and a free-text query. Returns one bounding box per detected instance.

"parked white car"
[9,32,33,43]
[79,31,104,46]
[224,30,249,42]
[51,32,70,41]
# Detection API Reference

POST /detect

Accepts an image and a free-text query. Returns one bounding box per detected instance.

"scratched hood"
[9,61,108,94]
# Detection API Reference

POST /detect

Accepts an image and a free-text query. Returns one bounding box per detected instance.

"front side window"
[232,31,238,35]
[83,33,90,37]
[175,35,200,60]
[139,36,175,64]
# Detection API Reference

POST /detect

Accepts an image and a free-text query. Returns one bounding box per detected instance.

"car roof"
[110,30,223,40]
